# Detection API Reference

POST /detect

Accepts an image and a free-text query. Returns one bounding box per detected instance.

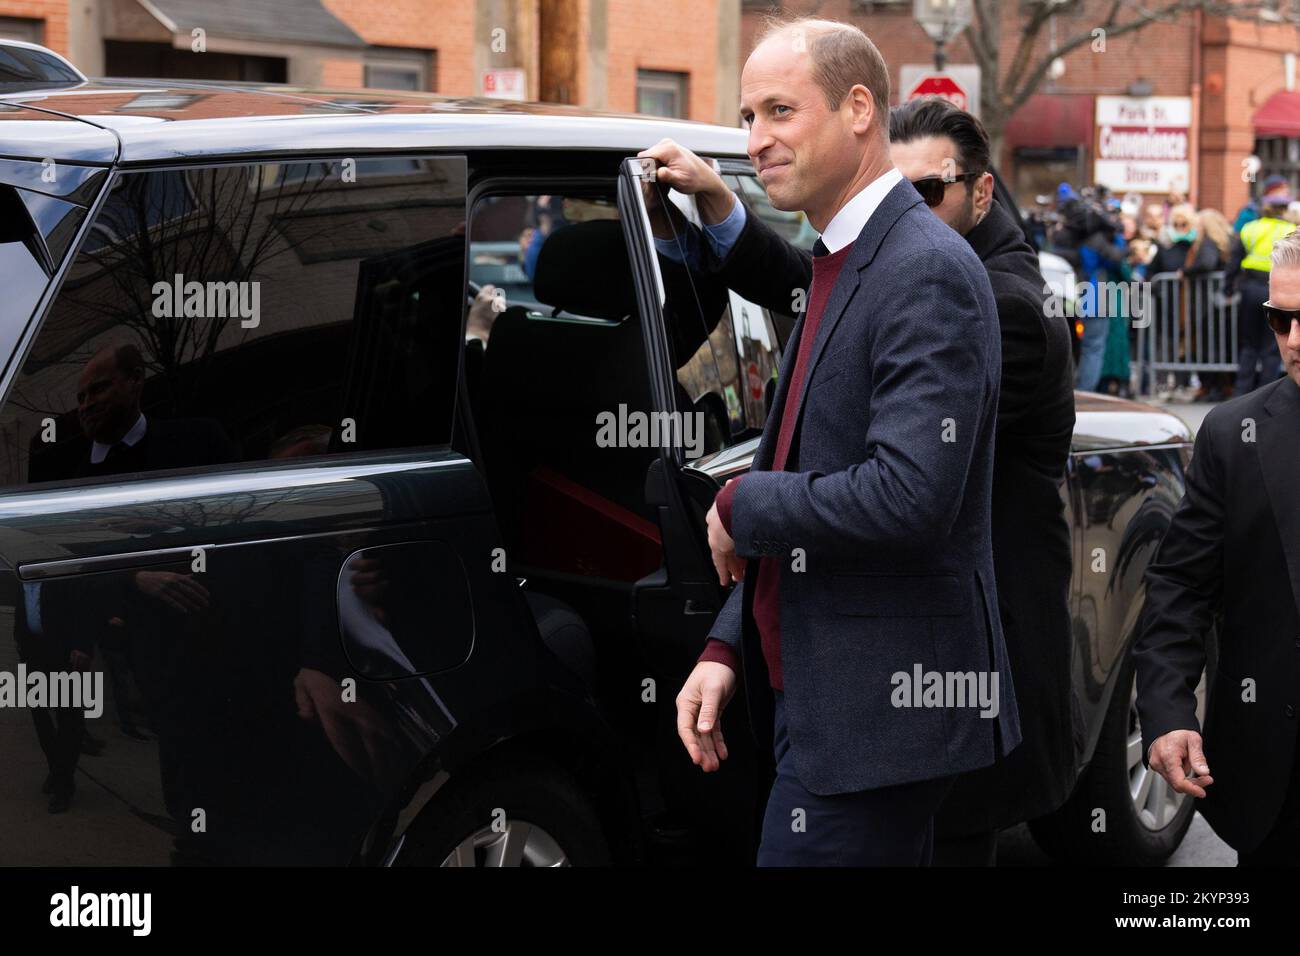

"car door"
[616,156,802,860]
[0,154,534,865]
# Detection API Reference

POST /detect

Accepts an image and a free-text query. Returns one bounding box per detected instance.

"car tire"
[394,756,611,867]
[1028,651,1200,866]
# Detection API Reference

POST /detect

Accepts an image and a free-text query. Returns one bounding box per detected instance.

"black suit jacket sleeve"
[1132,415,1226,762]
[993,287,1052,433]
[704,207,813,317]
[659,255,730,370]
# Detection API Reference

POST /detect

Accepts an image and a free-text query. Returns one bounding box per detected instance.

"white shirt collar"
[818,167,905,254]
[90,413,147,464]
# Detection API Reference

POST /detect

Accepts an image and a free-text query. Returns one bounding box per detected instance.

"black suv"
[0,61,1201,866]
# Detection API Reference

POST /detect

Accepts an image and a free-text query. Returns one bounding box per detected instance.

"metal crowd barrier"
[1132,270,1238,398]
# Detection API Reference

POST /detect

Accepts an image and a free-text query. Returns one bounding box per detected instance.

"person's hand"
[676,660,737,772]
[467,283,503,342]
[707,493,745,586]
[132,570,210,614]
[637,138,735,225]
[69,650,92,671]
[1148,729,1214,799]
[294,667,401,789]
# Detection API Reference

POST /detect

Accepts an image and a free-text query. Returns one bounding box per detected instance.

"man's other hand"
[1148,729,1214,799]
[676,660,737,773]
[637,138,735,225]
[132,570,211,614]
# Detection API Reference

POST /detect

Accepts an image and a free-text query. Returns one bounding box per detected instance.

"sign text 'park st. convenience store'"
[1094,96,1192,195]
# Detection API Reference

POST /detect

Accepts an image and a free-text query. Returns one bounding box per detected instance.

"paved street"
[999,815,1237,866]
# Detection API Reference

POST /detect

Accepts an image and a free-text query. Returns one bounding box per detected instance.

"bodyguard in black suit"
[886,101,1076,865]
[1134,229,1300,865]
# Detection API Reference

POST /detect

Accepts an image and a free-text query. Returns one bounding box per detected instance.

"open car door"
[616,156,775,862]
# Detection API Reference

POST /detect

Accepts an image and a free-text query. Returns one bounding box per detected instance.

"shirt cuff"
[698,638,739,672]
[702,197,747,260]
[714,476,742,535]
[654,224,701,265]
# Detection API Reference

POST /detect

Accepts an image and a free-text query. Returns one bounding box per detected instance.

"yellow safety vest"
[1240,216,1297,272]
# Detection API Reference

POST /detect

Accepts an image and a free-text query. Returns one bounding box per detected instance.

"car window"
[469,194,620,314]
[0,156,467,488]
[652,174,800,445]
[0,185,52,330]
[729,173,820,252]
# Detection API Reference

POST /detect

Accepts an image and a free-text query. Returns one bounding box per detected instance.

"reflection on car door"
[0,155,510,864]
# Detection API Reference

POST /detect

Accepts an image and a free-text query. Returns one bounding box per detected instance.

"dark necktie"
[813,238,829,257]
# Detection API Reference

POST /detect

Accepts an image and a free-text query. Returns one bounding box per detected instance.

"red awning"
[1254,90,1300,138]
[1003,94,1095,149]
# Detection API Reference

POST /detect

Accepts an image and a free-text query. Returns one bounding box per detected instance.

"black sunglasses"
[910,171,981,207]
[1262,302,1300,336]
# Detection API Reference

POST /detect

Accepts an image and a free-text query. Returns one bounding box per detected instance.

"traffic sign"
[898,64,981,118]
[908,74,968,112]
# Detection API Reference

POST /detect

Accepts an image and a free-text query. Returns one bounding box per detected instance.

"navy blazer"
[709,177,1022,794]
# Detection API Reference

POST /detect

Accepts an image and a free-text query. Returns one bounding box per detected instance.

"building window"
[637,70,688,119]
[1254,137,1300,201]
[117,92,205,111]
[364,48,434,92]
[0,16,43,43]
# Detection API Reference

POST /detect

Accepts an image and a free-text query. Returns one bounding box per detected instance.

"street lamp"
[913,0,972,72]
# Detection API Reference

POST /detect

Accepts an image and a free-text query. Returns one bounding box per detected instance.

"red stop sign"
[746,362,764,401]
[907,75,968,112]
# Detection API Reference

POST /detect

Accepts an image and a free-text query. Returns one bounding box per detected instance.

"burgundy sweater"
[697,242,853,689]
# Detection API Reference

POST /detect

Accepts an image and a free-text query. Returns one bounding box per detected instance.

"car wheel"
[1029,651,1207,865]
[394,756,611,867]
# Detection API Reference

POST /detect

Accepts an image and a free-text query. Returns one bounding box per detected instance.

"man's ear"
[847,84,874,135]
[974,171,994,217]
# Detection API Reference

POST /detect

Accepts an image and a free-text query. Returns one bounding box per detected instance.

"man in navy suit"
[656,17,1020,865]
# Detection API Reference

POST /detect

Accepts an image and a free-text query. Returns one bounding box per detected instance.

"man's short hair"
[758,17,891,133]
[889,98,991,189]
[1272,227,1300,271]
[110,343,146,378]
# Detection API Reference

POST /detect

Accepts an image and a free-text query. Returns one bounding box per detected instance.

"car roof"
[0,78,749,166]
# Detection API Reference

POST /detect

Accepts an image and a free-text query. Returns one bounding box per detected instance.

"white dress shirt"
[817,167,905,254]
[90,412,147,464]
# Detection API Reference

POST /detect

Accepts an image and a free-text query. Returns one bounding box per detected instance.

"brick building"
[6,1,1296,216]
[0,0,740,124]
[741,1,1300,218]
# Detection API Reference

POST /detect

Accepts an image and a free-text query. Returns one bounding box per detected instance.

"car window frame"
[0,161,113,411]
[458,173,628,467]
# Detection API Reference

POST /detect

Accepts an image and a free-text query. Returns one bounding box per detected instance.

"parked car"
[0,46,1203,866]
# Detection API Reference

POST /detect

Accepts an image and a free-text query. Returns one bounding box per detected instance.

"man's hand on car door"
[637,138,736,225]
